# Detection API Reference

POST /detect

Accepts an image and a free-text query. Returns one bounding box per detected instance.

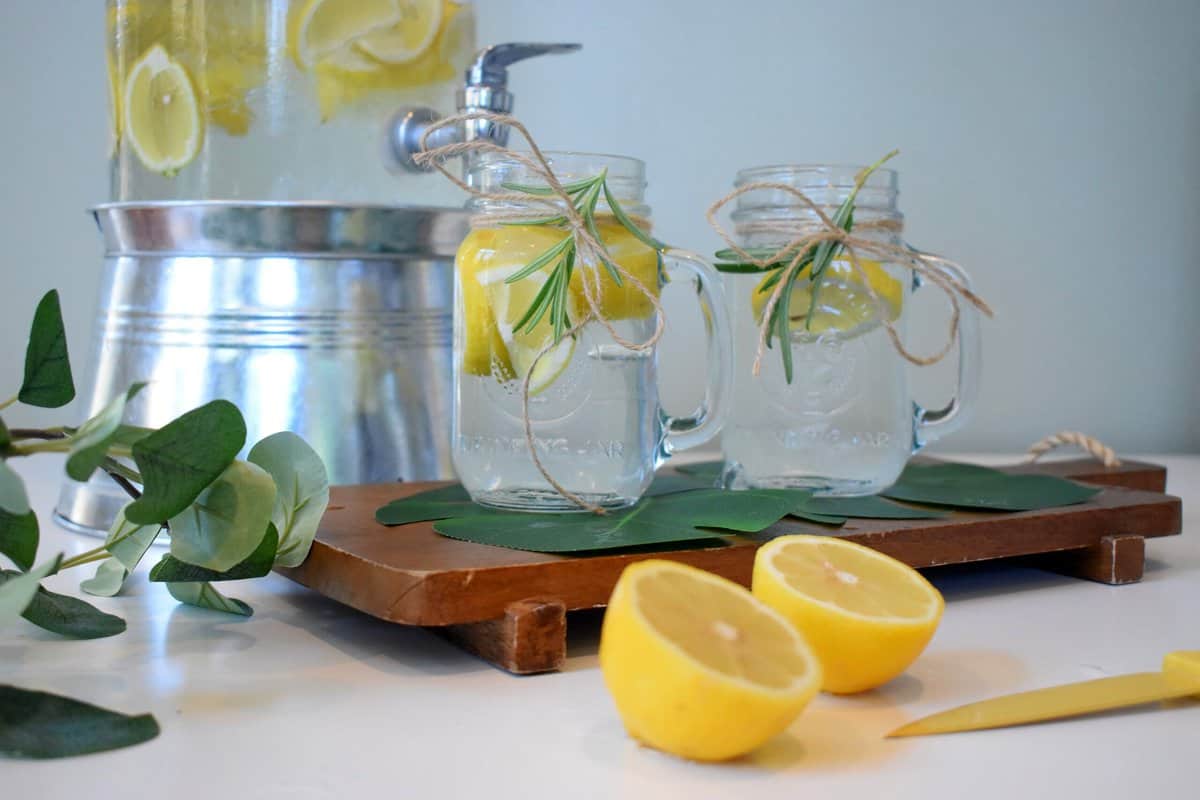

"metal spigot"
[389,42,581,172]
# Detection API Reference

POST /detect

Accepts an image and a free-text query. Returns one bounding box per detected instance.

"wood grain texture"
[441,599,566,674]
[1024,533,1147,585]
[278,459,1180,628]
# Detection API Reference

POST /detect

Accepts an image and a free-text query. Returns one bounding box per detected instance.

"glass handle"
[657,248,733,457]
[914,253,981,448]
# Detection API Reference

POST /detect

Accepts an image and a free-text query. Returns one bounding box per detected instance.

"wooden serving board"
[278,459,1180,674]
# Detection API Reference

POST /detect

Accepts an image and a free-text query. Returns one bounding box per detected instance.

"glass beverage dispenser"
[58,0,577,533]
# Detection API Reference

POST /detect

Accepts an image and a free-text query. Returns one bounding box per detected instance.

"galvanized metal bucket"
[56,202,469,535]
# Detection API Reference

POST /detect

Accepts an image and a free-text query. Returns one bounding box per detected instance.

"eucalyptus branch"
[0,395,16,412]
[8,427,67,440]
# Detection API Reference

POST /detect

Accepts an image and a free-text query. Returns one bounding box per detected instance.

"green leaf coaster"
[882,463,1100,511]
[433,489,797,554]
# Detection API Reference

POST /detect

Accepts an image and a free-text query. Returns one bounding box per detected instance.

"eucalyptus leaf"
[433,490,796,554]
[0,684,159,759]
[150,525,276,583]
[0,555,61,625]
[166,581,253,617]
[105,509,162,572]
[18,289,75,409]
[65,383,146,482]
[247,432,330,568]
[6,577,126,639]
[0,460,30,515]
[882,463,1100,511]
[124,399,247,525]
[0,509,37,572]
[166,460,276,572]
[79,512,161,598]
[79,559,130,598]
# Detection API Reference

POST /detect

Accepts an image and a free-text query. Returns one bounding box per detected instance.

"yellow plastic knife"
[888,651,1200,738]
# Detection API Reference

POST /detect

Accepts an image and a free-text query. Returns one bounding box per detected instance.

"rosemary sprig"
[500,169,662,344]
[713,150,899,383]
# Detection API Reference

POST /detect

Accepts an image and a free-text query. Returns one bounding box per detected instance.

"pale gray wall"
[1,0,1197,452]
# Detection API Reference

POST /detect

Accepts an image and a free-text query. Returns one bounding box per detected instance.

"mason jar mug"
[453,152,732,511]
[721,164,980,495]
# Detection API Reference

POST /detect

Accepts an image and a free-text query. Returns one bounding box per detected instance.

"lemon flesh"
[123,45,204,174]
[291,0,473,120]
[292,0,402,69]
[457,220,660,392]
[752,257,904,337]
[356,0,443,64]
[753,535,944,694]
[600,560,822,762]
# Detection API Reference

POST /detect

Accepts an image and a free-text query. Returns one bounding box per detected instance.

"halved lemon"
[356,0,443,64]
[290,0,402,69]
[123,45,204,174]
[753,535,943,694]
[752,257,904,337]
[600,560,823,762]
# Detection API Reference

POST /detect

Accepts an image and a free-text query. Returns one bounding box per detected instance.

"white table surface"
[5,453,1197,799]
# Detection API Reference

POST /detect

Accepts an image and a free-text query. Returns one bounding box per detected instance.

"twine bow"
[415,112,665,512]
[706,176,994,377]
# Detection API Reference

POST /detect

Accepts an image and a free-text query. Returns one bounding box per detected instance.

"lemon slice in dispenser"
[356,0,444,64]
[291,0,402,70]
[123,45,204,174]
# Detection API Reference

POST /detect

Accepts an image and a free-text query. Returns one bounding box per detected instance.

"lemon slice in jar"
[356,0,443,64]
[568,218,661,322]
[290,0,402,70]
[751,257,904,337]
[123,45,204,174]
[479,264,577,396]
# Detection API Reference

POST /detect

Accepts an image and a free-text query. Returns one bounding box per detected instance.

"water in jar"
[453,220,665,510]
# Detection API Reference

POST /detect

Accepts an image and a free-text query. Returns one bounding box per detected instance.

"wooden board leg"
[440,599,567,675]
[1029,534,1146,585]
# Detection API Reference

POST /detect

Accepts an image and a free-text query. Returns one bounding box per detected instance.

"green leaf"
[105,509,162,571]
[166,581,253,617]
[247,432,330,568]
[79,559,130,598]
[0,555,61,624]
[0,460,30,515]
[644,473,715,496]
[0,508,38,572]
[433,490,796,554]
[882,463,1100,511]
[150,524,277,582]
[603,182,663,250]
[166,460,276,572]
[80,507,163,597]
[0,684,159,759]
[375,484,485,527]
[502,175,601,196]
[5,577,126,639]
[124,399,247,525]
[109,424,155,449]
[674,460,725,483]
[504,234,573,284]
[65,383,146,482]
[799,495,947,520]
[18,290,75,409]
